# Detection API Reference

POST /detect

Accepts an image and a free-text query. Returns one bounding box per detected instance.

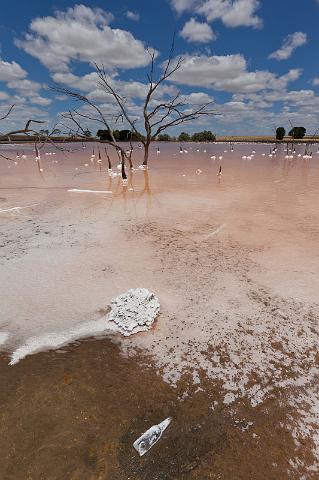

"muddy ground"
[0,337,317,480]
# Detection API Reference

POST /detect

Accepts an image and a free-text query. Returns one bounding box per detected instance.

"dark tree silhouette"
[276,127,286,140]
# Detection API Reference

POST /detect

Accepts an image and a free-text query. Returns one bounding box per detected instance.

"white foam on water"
[68,189,112,194]
[9,317,117,365]
[0,204,39,214]
[10,288,160,366]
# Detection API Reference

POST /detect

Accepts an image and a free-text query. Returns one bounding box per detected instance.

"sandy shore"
[0,142,319,478]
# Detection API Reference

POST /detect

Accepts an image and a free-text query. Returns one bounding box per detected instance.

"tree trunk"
[121,151,127,180]
[143,142,150,166]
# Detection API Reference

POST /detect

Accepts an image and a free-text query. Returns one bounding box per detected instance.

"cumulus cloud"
[7,78,44,95]
[180,18,216,42]
[16,4,152,73]
[0,101,50,133]
[171,0,198,13]
[171,0,262,28]
[126,11,140,21]
[169,54,301,93]
[0,60,27,81]
[0,91,9,100]
[0,59,51,107]
[269,32,307,60]
[52,70,179,105]
[183,92,214,104]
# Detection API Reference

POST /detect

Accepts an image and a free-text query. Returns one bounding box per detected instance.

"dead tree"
[53,37,216,168]
[0,104,46,162]
[50,88,130,179]
[95,38,216,166]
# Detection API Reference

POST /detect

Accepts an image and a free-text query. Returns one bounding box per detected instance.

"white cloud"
[180,17,216,42]
[171,0,262,28]
[0,59,51,107]
[169,54,301,93]
[183,92,214,103]
[126,11,140,21]
[0,102,50,133]
[16,4,152,73]
[52,70,179,106]
[0,60,27,81]
[171,0,198,14]
[30,96,52,106]
[312,77,319,86]
[0,91,9,100]
[7,78,43,95]
[269,32,307,60]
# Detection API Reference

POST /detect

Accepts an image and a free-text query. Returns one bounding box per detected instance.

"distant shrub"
[178,132,191,142]
[157,134,171,141]
[191,130,216,142]
[276,127,286,140]
[288,127,306,139]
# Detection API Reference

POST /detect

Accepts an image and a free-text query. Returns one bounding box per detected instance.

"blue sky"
[0,0,319,135]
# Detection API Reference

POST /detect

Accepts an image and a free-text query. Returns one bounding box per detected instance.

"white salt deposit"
[10,289,160,365]
[68,189,112,194]
[10,317,117,365]
[0,204,38,214]
[108,288,160,336]
[205,223,226,239]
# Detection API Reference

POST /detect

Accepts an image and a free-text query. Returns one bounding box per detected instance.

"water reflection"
[2,141,319,197]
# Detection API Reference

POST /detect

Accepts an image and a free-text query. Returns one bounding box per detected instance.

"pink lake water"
[1,141,319,475]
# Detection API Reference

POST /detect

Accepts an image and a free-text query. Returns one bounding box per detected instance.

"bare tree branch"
[0,104,15,121]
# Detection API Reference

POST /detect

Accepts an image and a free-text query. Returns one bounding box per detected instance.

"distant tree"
[97,128,144,142]
[84,129,92,137]
[288,127,306,139]
[191,130,216,142]
[276,127,286,140]
[52,36,215,174]
[39,129,49,135]
[52,128,61,135]
[118,129,132,141]
[97,129,111,140]
[178,132,190,142]
[157,133,171,141]
[130,131,145,141]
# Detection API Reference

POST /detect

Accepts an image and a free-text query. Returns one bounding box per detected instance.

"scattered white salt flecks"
[124,275,319,466]
[68,189,112,194]
[10,288,160,365]
[224,392,237,405]
[108,288,160,336]
[0,332,9,346]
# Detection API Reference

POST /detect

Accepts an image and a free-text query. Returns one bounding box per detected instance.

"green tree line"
[275,126,306,140]
[96,129,216,142]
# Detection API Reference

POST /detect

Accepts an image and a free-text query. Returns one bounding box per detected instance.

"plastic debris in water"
[133,417,172,456]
